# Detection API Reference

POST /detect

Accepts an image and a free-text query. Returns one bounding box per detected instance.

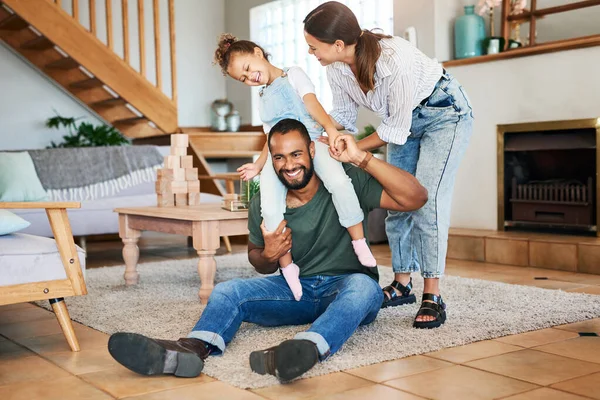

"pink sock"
[281,262,303,301]
[352,238,377,267]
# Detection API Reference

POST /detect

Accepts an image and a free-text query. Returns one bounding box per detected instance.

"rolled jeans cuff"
[393,266,420,274]
[422,272,443,279]
[188,330,226,354]
[294,331,330,360]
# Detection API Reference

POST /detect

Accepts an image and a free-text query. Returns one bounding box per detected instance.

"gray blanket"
[29,146,164,201]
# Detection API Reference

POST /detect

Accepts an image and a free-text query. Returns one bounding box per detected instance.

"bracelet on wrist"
[357,151,373,169]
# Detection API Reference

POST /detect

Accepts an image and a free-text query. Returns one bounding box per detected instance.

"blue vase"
[454,5,485,59]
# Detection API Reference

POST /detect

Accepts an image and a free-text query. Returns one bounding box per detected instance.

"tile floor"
[1,233,599,399]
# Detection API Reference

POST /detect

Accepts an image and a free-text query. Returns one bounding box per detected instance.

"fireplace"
[497,118,600,236]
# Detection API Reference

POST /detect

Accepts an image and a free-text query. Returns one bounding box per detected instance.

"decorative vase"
[483,36,506,54]
[454,5,485,59]
[226,110,241,132]
[210,99,233,132]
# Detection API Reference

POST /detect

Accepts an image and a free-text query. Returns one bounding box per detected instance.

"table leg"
[119,214,141,285]
[192,220,220,303]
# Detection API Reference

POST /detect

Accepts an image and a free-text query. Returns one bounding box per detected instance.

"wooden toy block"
[170,146,188,157]
[164,155,180,169]
[175,193,188,206]
[185,168,198,181]
[222,198,247,212]
[172,168,185,181]
[187,180,200,193]
[188,192,201,205]
[157,193,175,207]
[155,177,173,194]
[171,133,189,147]
[157,169,174,180]
[181,156,194,168]
[170,180,188,194]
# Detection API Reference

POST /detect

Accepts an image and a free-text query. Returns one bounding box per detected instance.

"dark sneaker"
[249,339,319,382]
[108,332,211,378]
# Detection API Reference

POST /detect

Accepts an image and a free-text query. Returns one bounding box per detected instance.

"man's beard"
[277,159,315,190]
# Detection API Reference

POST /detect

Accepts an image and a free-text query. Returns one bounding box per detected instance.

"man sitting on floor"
[107,118,427,382]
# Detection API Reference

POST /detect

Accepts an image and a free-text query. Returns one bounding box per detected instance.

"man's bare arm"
[330,136,428,212]
[248,242,280,275]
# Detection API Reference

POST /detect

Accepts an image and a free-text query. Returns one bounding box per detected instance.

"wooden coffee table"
[115,204,248,303]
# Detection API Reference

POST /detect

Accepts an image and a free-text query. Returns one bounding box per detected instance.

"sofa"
[12,146,222,239]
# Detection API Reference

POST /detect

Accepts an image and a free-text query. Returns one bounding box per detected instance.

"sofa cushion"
[0,152,48,202]
[0,210,30,235]
[0,233,86,286]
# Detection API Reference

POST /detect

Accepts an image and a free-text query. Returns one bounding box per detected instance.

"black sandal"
[381,278,416,308]
[413,293,446,329]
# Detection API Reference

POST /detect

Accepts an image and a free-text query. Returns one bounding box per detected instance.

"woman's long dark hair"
[303,1,391,92]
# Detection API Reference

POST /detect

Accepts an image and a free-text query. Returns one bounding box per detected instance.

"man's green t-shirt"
[248,164,384,281]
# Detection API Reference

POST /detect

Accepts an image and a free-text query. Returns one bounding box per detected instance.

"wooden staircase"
[0,0,178,138]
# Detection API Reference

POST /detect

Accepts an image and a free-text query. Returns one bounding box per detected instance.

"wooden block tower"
[155,134,201,207]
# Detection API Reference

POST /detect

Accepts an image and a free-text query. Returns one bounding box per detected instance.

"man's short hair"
[268,119,312,150]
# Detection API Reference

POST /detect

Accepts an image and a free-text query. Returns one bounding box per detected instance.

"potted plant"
[46,114,129,148]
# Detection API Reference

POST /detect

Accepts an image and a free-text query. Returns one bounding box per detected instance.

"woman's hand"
[237,163,261,181]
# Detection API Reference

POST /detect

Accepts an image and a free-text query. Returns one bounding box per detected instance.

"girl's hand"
[334,134,347,154]
[237,163,261,181]
[317,136,329,145]
[328,134,342,156]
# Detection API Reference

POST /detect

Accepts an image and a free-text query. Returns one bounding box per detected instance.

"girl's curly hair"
[214,33,270,75]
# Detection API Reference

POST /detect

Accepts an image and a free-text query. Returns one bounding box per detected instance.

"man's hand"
[237,163,261,181]
[260,220,292,263]
[328,135,367,166]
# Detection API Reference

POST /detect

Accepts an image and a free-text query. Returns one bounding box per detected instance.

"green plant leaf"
[46,113,130,148]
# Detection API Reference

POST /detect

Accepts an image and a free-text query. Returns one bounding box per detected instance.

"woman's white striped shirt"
[327,36,442,145]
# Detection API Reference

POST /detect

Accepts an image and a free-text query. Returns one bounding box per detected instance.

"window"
[249,0,393,126]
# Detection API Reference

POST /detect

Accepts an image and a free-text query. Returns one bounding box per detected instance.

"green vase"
[454,5,485,59]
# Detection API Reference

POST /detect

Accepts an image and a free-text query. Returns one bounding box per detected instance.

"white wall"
[447,46,600,230]
[0,44,102,150]
[0,0,225,150]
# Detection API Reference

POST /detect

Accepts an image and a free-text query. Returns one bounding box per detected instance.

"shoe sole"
[413,313,447,329]
[381,293,416,309]
[108,332,203,378]
[250,340,319,382]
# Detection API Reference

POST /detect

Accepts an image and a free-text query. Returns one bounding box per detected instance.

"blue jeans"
[188,273,383,359]
[386,72,473,278]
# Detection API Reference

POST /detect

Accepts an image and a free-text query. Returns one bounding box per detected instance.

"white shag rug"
[44,254,600,389]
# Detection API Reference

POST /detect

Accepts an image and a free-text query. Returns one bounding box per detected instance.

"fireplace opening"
[502,128,597,235]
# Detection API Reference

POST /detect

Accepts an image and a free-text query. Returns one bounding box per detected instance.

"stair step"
[91,97,127,108]
[0,14,28,31]
[21,36,54,50]
[113,117,147,125]
[45,57,79,70]
[70,78,104,89]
